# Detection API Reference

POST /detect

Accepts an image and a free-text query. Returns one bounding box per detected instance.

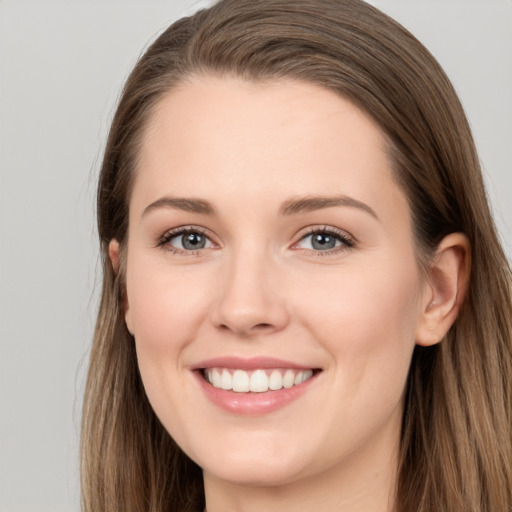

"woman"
[81,1,512,511]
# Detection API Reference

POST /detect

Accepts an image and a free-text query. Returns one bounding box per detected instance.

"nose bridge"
[212,241,288,336]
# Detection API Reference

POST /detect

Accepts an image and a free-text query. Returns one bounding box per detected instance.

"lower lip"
[194,371,319,416]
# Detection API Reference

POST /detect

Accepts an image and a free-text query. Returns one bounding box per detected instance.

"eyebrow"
[279,195,378,220]
[142,197,216,217]
[142,194,378,220]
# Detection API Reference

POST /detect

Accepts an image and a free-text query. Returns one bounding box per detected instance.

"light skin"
[110,76,469,512]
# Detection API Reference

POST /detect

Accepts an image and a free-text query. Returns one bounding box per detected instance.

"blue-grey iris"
[182,232,206,250]
[312,233,337,250]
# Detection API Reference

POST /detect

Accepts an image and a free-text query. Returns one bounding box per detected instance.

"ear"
[108,239,121,274]
[415,233,470,347]
[108,239,133,335]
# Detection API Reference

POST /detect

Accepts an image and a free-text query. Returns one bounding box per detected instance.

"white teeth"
[269,369,283,390]
[249,369,268,392]
[212,368,222,388]
[295,369,313,385]
[232,369,250,392]
[204,368,315,393]
[221,369,232,390]
[283,369,295,389]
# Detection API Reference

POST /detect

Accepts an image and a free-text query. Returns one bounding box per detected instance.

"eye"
[159,228,214,252]
[295,228,354,252]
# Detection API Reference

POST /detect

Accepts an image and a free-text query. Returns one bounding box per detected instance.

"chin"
[203,456,304,487]
[187,434,311,487]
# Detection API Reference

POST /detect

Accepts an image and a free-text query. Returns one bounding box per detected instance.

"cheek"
[290,259,421,460]
[126,258,211,352]
[301,252,421,341]
[296,256,422,398]
[125,257,216,440]
[125,256,215,415]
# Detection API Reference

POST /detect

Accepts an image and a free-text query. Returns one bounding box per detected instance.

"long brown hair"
[81,1,512,511]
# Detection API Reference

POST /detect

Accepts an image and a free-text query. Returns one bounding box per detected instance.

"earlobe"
[415,233,470,347]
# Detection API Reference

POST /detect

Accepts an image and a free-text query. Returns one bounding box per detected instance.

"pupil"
[312,233,336,250]
[182,232,205,250]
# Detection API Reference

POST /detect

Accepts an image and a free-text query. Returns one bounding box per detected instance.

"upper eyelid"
[295,225,356,242]
[156,224,356,249]
[158,225,215,246]
[161,225,210,238]
[291,226,357,254]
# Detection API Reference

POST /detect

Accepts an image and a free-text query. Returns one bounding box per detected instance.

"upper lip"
[191,356,318,371]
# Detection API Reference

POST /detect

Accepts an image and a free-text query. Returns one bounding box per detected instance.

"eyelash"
[294,226,355,256]
[157,226,356,256]
[157,226,213,255]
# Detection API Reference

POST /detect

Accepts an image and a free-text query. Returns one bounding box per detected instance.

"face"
[121,76,430,489]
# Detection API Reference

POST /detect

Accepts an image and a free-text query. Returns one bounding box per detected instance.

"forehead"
[133,76,406,223]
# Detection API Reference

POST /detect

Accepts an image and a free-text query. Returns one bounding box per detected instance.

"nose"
[211,248,290,338]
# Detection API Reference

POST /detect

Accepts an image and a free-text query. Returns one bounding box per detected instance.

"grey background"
[0,1,510,511]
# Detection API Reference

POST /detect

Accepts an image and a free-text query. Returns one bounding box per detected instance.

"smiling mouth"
[202,368,318,393]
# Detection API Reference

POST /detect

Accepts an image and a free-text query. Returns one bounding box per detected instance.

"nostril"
[218,322,275,335]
